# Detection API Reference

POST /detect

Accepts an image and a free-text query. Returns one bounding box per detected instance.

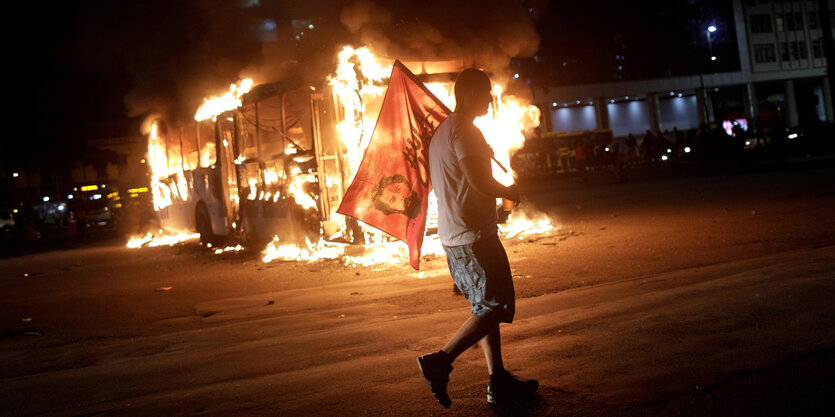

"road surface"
[2,161,834,416]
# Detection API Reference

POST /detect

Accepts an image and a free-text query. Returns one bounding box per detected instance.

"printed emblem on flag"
[372,175,420,219]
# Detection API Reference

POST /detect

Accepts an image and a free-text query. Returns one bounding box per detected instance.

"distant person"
[573,138,588,182]
[625,133,638,162]
[419,68,538,408]
[673,127,684,152]
[657,130,670,157]
[558,143,571,173]
[641,129,656,163]
[613,142,628,183]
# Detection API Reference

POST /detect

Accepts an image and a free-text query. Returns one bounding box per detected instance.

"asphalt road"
[1,160,834,416]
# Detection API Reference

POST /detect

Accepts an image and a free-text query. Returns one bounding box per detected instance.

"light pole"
[700,25,718,133]
[707,25,717,64]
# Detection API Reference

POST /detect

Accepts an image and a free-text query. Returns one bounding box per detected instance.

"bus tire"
[195,203,216,246]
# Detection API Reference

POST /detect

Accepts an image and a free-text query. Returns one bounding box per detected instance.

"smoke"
[339,0,542,83]
[120,1,262,124]
[80,0,542,126]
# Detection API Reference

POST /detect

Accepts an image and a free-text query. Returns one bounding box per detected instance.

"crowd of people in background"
[512,117,834,184]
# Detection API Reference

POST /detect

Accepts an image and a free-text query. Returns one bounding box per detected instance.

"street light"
[699,25,718,134]
[707,25,717,63]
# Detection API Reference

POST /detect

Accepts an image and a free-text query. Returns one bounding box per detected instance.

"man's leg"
[441,315,497,360]
[441,315,506,375]
[478,322,504,376]
[418,315,498,408]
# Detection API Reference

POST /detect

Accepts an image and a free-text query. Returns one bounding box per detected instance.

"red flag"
[336,60,451,269]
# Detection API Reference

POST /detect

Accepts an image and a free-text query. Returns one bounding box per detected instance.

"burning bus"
[147,79,346,247]
[136,46,552,264]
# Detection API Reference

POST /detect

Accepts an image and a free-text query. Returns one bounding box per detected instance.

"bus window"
[182,124,199,170]
[219,117,234,151]
[197,120,216,167]
[314,95,346,219]
[165,178,182,203]
[263,159,286,199]
[242,161,260,200]
[257,94,285,159]
[316,93,341,157]
[218,117,236,173]
[283,87,313,153]
[166,128,183,172]
[239,104,259,160]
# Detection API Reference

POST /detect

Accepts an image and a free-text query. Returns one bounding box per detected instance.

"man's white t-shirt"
[428,112,498,247]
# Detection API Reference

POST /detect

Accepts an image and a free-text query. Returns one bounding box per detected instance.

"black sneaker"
[486,370,538,404]
[417,352,453,408]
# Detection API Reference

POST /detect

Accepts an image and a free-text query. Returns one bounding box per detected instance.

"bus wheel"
[196,204,215,246]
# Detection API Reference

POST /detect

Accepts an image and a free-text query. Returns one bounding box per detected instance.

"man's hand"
[460,156,522,206]
[502,184,521,208]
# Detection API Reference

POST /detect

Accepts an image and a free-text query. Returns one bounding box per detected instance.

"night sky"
[6,0,737,173]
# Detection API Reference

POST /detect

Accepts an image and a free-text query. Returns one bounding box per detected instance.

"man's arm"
[460,156,520,202]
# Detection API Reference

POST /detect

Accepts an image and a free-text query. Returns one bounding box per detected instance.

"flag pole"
[491,157,508,173]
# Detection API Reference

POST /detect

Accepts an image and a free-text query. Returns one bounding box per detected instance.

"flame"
[133,77,254,250]
[195,79,254,122]
[147,121,175,211]
[132,46,554,264]
[260,45,553,267]
[329,46,392,182]
[288,174,318,210]
[214,244,244,254]
[261,234,446,266]
[499,214,555,240]
[127,231,200,248]
[262,236,344,263]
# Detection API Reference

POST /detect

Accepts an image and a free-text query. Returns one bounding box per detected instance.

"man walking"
[417,68,538,407]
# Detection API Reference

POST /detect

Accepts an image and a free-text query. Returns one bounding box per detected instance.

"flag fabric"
[336,60,452,269]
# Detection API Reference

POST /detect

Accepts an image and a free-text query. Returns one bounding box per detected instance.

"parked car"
[1,209,18,239]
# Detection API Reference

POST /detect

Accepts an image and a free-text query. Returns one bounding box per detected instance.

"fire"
[261,45,553,267]
[262,236,345,263]
[130,44,554,264]
[499,215,554,240]
[261,233,447,266]
[130,77,256,250]
[195,79,254,122]
[477,84,541,185]
[147,121,174,211]
[214,244,244,254]
[129,120,202,249]
[329,46,392,181]
[127,231,200,248]
[288,174,318,210]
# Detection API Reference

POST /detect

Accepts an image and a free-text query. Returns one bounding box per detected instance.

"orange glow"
[262,46,553,266]
[195,79,254,122]
[129,47,554,262]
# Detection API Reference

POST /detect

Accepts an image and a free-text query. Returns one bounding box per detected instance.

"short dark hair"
[454,68,491,104]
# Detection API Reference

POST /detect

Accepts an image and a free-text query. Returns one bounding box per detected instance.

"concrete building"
[534,0,835,138]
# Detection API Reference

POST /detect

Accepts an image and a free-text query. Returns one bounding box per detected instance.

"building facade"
[534,0,835,138]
